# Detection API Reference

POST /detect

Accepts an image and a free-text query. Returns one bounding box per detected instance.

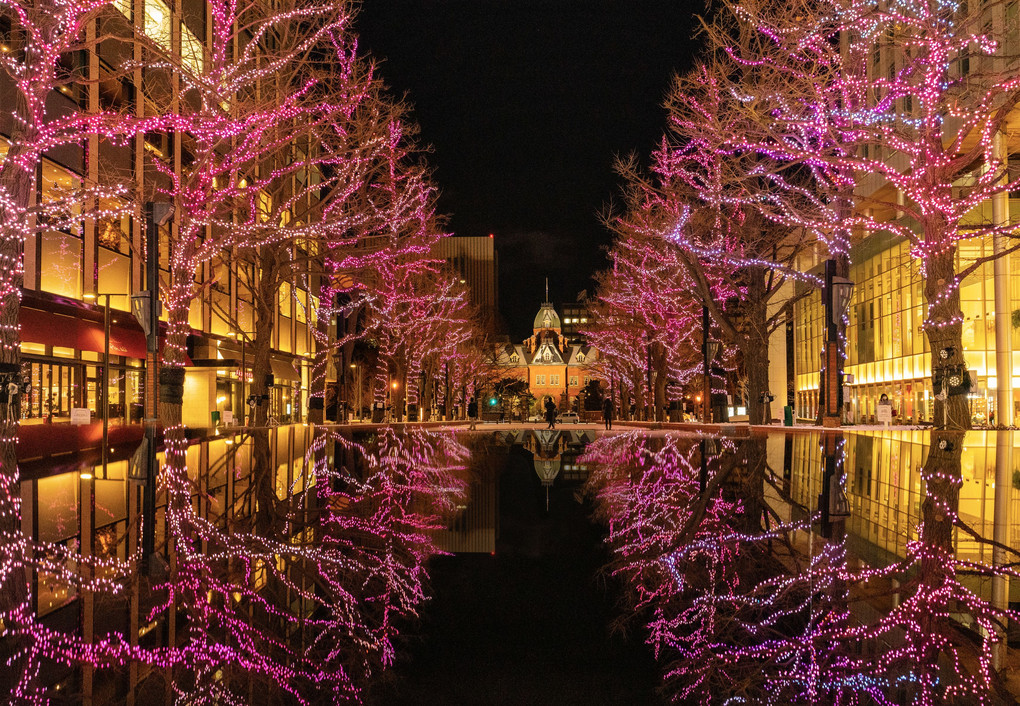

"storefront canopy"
[21,306,147,359]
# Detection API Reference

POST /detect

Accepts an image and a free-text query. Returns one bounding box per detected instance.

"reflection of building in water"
[435,465,498,554]
[520,430,591,509]
[776,430,1019,594]
[21,423,314,634]
[434,431,594,554]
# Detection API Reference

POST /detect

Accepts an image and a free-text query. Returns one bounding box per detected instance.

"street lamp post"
[350,363,359,422]
[133,202,174,423]
[702,305,721,423]
[390,379,399,422]
[85,292,114,473]
[822,260,854,427]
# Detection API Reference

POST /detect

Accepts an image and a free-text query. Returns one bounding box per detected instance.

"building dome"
[533,302,561,331]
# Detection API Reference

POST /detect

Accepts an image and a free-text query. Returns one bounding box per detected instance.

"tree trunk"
[158,269,194,426]
[250,427,275,536]
[652,342,668,422]
[924,245,971,430]
[249,265,277,426]
[916,429,964,696]
[0,72,39,422]
[307,279,333,425]
[405,358,421,420]
[373,358,388,415]
[737,437,767,535]
[745,335,771,425]
[0,421,28,694]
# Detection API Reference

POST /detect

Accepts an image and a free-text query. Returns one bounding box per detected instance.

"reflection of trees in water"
[584,432,1019,705]
[1,425,468,703]
[0,417,144,702]
[153,425,468,703]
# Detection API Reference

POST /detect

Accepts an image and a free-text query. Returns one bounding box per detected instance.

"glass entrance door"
[26,362,81,421]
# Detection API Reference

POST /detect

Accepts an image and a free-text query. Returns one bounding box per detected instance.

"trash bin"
[783,406,793,427]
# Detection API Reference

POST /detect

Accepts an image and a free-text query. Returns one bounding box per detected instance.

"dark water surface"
[368,438,663,705]
[4,424,1020,704]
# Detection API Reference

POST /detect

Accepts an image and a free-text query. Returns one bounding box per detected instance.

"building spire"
[545,277,549,303]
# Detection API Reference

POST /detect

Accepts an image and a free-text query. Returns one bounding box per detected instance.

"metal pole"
[240,335,245,425]
[702,305,711,423]
[992,133,1013,427]
[822,259,841,426]
[102,294,110,474]
[992,430,1013,670]
[144,204,159,423]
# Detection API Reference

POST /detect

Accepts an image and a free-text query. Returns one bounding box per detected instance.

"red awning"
[21,306,148,360]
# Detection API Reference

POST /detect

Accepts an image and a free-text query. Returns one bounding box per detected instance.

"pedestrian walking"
[468,397,478,430]
[602,397,613,431]
[544,398,556,429]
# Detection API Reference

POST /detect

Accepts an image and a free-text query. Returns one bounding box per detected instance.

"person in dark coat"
[468,397,479,430]
[602,397,613,430]
[544,398,556,429]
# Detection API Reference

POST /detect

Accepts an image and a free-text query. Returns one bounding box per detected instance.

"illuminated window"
[41,232,83,299]
[98,195,131,253]
[181,21,204,74]
[41,160,82,234]
[569,375,578,386]
[536,375,546,385]
[279,281,292,318]
[258,191,271,222]
[39,160,84,299]
[550,375,559,386]
[144,0,172,51]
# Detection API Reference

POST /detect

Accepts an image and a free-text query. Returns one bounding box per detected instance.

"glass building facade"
[3,0,323,427]
[794,233,1020,424]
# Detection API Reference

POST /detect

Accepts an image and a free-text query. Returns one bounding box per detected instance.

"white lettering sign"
[70,408,92,425]
[222,410,234,426]
[876,404,892,424]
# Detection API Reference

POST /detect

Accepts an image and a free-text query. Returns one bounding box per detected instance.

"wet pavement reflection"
[1,425,1019,704]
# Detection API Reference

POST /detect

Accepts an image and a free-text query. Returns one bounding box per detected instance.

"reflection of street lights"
[822,260,854,427]
[819,434,850,538]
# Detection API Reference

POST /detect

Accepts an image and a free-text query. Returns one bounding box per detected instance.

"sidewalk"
[616,419,953,436]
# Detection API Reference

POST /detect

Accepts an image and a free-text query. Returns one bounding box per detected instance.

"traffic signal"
[489,397,498,406]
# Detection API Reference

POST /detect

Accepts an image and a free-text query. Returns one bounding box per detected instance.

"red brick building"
[491,302,598,414]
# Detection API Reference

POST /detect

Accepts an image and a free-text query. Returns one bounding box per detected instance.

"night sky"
[355,0,701,339]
